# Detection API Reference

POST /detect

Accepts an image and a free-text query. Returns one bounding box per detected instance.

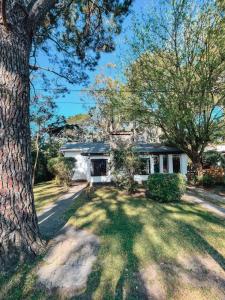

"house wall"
[64,151,89,181]
[88,155,111,184]
[63,151,188,183]
[134,154,188,184]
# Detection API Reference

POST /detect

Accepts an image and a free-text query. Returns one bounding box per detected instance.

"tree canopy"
[124,0,225,172]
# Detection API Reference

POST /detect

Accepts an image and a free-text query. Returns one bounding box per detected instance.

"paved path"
[188,186,225,203]
[183,188,225,218]
[37,182,87,238]
[36,182,99,298]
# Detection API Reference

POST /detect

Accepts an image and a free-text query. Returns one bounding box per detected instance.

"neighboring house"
[60,142,188,184]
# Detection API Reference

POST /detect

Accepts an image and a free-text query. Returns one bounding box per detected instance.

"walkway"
[183,187,225,218]
[37,182,87,238]
[36,182,99,298]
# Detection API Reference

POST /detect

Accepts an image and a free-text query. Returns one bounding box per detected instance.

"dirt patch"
[141,254,225,300]
[37,226,99,299]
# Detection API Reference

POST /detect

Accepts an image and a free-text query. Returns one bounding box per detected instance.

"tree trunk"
[191,154,203,177]
[0,20,45,268]
[32,128,40,186]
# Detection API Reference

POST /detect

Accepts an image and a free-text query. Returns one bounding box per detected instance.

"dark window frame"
[91,159,108,177]
[173,155,180,173]
[153,155,160,173]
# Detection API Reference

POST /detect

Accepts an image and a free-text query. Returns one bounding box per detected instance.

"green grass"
[1,186,225,300]
[67,186,225,300]
[0,180,69,300]
[33,180,68,212]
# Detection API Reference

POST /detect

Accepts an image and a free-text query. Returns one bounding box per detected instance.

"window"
[91,159,107,176]
[139,158,150,175]
[173,155,180,173]
[163,155,168,173]
[153,155,160,173]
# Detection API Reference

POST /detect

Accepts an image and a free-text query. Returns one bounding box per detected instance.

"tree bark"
[190,154,203,177]
[32,127,40,186]
[0,13,45,268]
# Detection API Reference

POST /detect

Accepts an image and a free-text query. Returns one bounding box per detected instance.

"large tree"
[126,0,225,175]
[0,0,132,267]
[87,74,160,142]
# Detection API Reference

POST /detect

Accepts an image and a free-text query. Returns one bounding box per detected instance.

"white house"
[60,142,188,184]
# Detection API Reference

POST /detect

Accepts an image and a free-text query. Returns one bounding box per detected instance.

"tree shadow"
[74,190,158,299]
[38,187,86,239]
[73,187,225,299]
[2,185,224,299]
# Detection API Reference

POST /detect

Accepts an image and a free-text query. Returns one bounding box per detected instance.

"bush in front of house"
[112,147,141,194]
[147,173,186,202]
[47,156,75,186]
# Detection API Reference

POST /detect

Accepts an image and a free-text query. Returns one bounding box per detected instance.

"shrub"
[47,156,75,186]
[203,150,225,169]
[194,167,225,187]
[147,173,186,202]
[114,172,138,194]
[112,147,141,194]
[201,174,216,187]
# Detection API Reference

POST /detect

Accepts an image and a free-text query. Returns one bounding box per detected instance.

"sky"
[35,0,150,118]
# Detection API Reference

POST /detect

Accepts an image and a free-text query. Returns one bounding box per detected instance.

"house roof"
[61,142,183,155]
[134,143,183,154]
[60,142,110,154]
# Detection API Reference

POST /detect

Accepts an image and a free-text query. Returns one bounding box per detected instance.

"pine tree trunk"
[0,19,45,268]
[32,128,40,186]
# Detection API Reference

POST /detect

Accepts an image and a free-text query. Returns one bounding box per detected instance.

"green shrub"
[112,147,141,194]
[203,150,225,168]
[201,174,216,187]
[147,173,186,202]
[114,173,138,194]
[47,156,75,186]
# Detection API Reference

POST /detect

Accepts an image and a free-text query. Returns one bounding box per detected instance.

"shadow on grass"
[38,188,87,240]
[0,256,50,300]
[1,186,225,300]
[72,187,225,299]
[74,190,150,299]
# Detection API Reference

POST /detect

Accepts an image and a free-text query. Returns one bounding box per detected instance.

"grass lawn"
[33,180,68,212]
[0,186,225,299]
[67,186,225,300]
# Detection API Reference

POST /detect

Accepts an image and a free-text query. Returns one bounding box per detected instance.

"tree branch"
[28,0,56,32]
[29,64,75,84]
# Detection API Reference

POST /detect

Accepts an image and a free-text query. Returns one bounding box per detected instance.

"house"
[60,142,188,184]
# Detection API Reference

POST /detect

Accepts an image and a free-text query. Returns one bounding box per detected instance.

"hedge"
[47,156,75,186]
[146,173,186,202]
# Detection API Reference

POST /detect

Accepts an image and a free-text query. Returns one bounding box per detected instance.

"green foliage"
[31,150,52,183]
[31,139,62,184]
[147,174,186,202]
[125,0,225,168]
[34,0,133,91]
[47,156,75,186]
[113,147,140,193]
[201,174,216,187]
[203,151,225,168]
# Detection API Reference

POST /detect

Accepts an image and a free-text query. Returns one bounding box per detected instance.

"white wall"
[63,151,188,183]
[64,151,89,181]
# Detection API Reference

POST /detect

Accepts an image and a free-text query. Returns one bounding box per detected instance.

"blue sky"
[34,0,149,118]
